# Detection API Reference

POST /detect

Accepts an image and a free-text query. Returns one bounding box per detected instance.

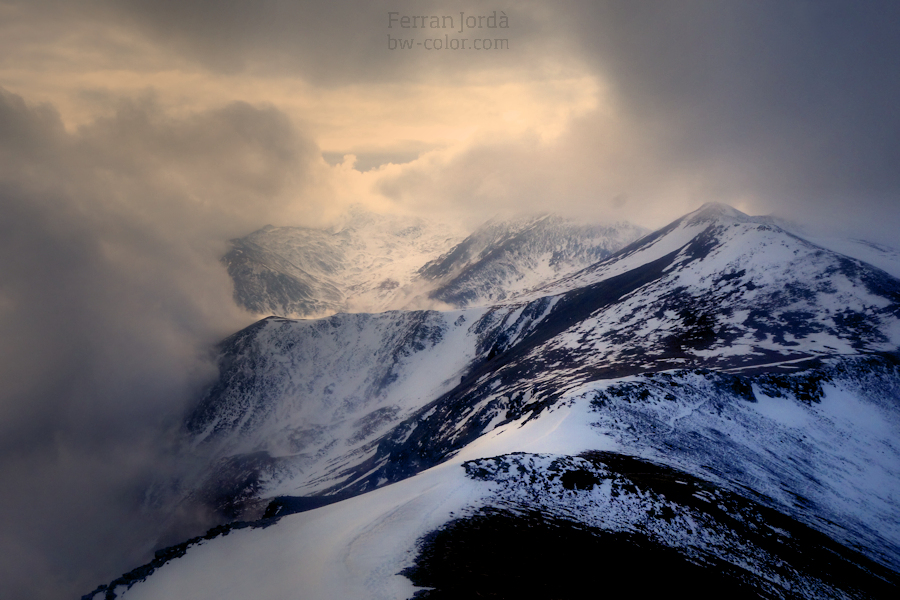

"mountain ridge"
[85,202,900,599]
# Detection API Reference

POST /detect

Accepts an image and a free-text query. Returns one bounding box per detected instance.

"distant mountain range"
[86,203,900,600]
[223,208,648,316]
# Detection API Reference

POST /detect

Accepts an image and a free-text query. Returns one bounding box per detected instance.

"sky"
[1,1,899,598]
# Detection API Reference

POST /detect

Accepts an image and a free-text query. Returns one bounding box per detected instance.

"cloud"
[0,87,324,598]
[7,0,900,236]
[94,0,550,83]
[365,0,900,240]
[370,100,744,229]
[555,0,900,238]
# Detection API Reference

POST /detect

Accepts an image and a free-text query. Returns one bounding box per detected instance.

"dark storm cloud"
[0,88,322,598]
[559,0,900,236]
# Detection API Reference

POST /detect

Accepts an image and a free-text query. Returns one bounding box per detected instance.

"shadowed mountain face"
[86,204,900,600]
[223,210,648,316]
[404,452,898,600]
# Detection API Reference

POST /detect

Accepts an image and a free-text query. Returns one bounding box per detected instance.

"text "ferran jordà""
[388,11,509,34]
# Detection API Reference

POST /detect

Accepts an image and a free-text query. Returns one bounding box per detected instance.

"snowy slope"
[800,236,900,280]
[180,308,487,520]
[89,357,900,600]
[86,203,900,599]
[518,203,900,369]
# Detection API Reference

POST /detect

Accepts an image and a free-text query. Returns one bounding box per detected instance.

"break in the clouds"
[1,1,899,598]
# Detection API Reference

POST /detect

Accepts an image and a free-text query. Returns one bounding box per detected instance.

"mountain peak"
[685,202,750,224]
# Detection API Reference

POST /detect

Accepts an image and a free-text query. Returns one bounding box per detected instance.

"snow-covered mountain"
[86,203,900,599]
[416,213,648,307]
[224,209,647,316]
[223,207,465,317]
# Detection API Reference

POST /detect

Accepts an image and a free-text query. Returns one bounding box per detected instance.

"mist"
[0,88,326,598]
